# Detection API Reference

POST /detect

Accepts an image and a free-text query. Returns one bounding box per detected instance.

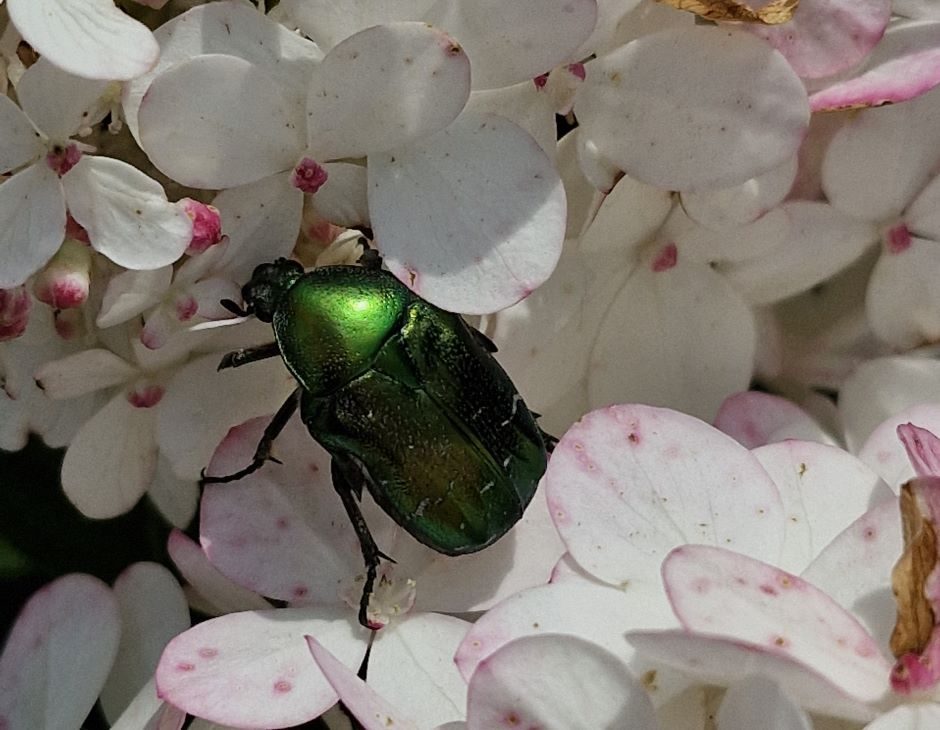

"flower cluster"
[3,0,940,728]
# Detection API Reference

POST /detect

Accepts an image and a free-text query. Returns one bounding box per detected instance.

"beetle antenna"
[220,298,249,317]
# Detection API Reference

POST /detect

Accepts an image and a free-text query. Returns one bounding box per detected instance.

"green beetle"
[203,252,552,628]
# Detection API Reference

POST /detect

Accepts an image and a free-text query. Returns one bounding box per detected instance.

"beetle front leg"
[200,388,301,485]
[217,342,281,371]
[330,459,389,630]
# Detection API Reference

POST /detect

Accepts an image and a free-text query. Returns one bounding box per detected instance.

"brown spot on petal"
[198,647,218,659]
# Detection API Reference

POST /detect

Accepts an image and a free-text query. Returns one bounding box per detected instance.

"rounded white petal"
[62,156,192,270]
[575,26,809,191]
[579,174,674,259]
[280,0,434,51]
[34,348,137,399]
[212,174,304,283]
[866,236,940,348]
[717,676,811,730]
[110,677,185,730]
[0,574,120,729]
[907,169,940,240]
[753,441,893,574]
[16,57,110,140]
[840,357,940,453]
[465,82,557,159]
[61,393,158,518]
[466,634,658,730]
[424,0,597,90]
[156,352,297,481]
[556,131,601,239]
[587,257,756,421]
[863,704,940,729]
[306,22,470,159]
[7,0,158,80]
[681,156,797,232]
[802,499,902,656]
[545,404,784,586]
[96,267,174,329]
[0,164,66,288]
[0,94,43,174]
[822,85,940,221]
[123,0,322,141]
[714,391,836,448]
[370,112,565,314]
[100,563,190,723]
[148,456,199,529]
[310,162,369,228]
[155,607,367,728]
[139,55,305,189]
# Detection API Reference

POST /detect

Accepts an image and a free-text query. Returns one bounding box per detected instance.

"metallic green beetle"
[203,254,552,628]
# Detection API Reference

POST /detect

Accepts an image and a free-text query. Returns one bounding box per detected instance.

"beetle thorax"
[242,259,304,322]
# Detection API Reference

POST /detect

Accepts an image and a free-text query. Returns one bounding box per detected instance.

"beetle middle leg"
[330,459,393,629]
[200,388,301,485]
[217,341,281,371]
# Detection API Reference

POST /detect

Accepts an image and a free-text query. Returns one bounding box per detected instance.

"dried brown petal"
[655,0,799,25]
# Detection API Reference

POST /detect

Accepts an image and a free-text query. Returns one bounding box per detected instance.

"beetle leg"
[217,342,281,371]
[470,327,498,353]
[330,459,387,629]
[200,388,301,485]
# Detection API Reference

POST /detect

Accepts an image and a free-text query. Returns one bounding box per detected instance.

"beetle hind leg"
[330,459,391,629]
[200,388,301,486]
[217,341,281,371]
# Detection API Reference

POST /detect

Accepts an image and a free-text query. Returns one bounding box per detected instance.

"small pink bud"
[33,240,92,310]
[126,383,165,408]
[180,199,223,254]
[291,158,329,194]
[0,286,32,342]
[174,293,198,322]
[65,213,90,244]
[46,143,82,176]
[651,242,678,272]
[886,223,913,255]
[566,63,586,81]
[533,72,549,89]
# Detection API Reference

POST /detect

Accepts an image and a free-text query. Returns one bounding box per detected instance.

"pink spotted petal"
[898,423,940,477]
[662,545,891,704]
[155,607,367,728]
[0,574,120,729]
[714,391,835,448]
[466,634,658,730]
[544,404,784,587]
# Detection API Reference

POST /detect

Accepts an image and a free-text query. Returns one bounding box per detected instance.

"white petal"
[306,22,470,159]
[907,169,940,240]
[307,637,422,730]
[680,156,797,232]
[148,456,199,529]
[822,85,940,221]
[100,563,190,723]
[156,352,297,481]
[62,156,192,270]
[556,131,602,239]
[123,0,322,142]
[6,0,158,80]
[139,55,305,189]
[717,676,811,730]
[0,574,120,729]
[212,174,304,283]
[61,393,158,518]
[0,94,42,174]
[840,357,940,454]
[0,164,66,288]
[466,634,658,730]
[370,112,565,314]
[863,704,940,729]
[110,677,186,730]
[575,26,809,191]
[722,202,878,305]
[369,614,470,727]
[753,441,893,574]
[866,236,940,348]
[579,174,674,259]
[155,607,367,728]
[545,404,784,586]
[280,0,434,51]
[16,57,110,140]
[857,403,940,488]
[96,267,174,329]
[424,0,597,90]
[714,391,836,448]
[311,162,369,228]
[167,529,271,614]
[802,498,902,658]
[35,348,137,399]
[466,82,558,159]
[588,257,756,421]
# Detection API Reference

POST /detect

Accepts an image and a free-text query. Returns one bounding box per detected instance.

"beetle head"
[240,258,304,322]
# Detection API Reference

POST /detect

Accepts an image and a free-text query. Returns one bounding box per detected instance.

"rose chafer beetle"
[203,252,552,628]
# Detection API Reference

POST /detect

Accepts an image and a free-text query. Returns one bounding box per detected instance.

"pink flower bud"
[53,308,85,340]
[126,383,165,408]
[46,142,82,176]
[0,286,32,342]
[291,158,329,194]
[180,199,223,255]
[33,240,92,310]
[65,213,91,244]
